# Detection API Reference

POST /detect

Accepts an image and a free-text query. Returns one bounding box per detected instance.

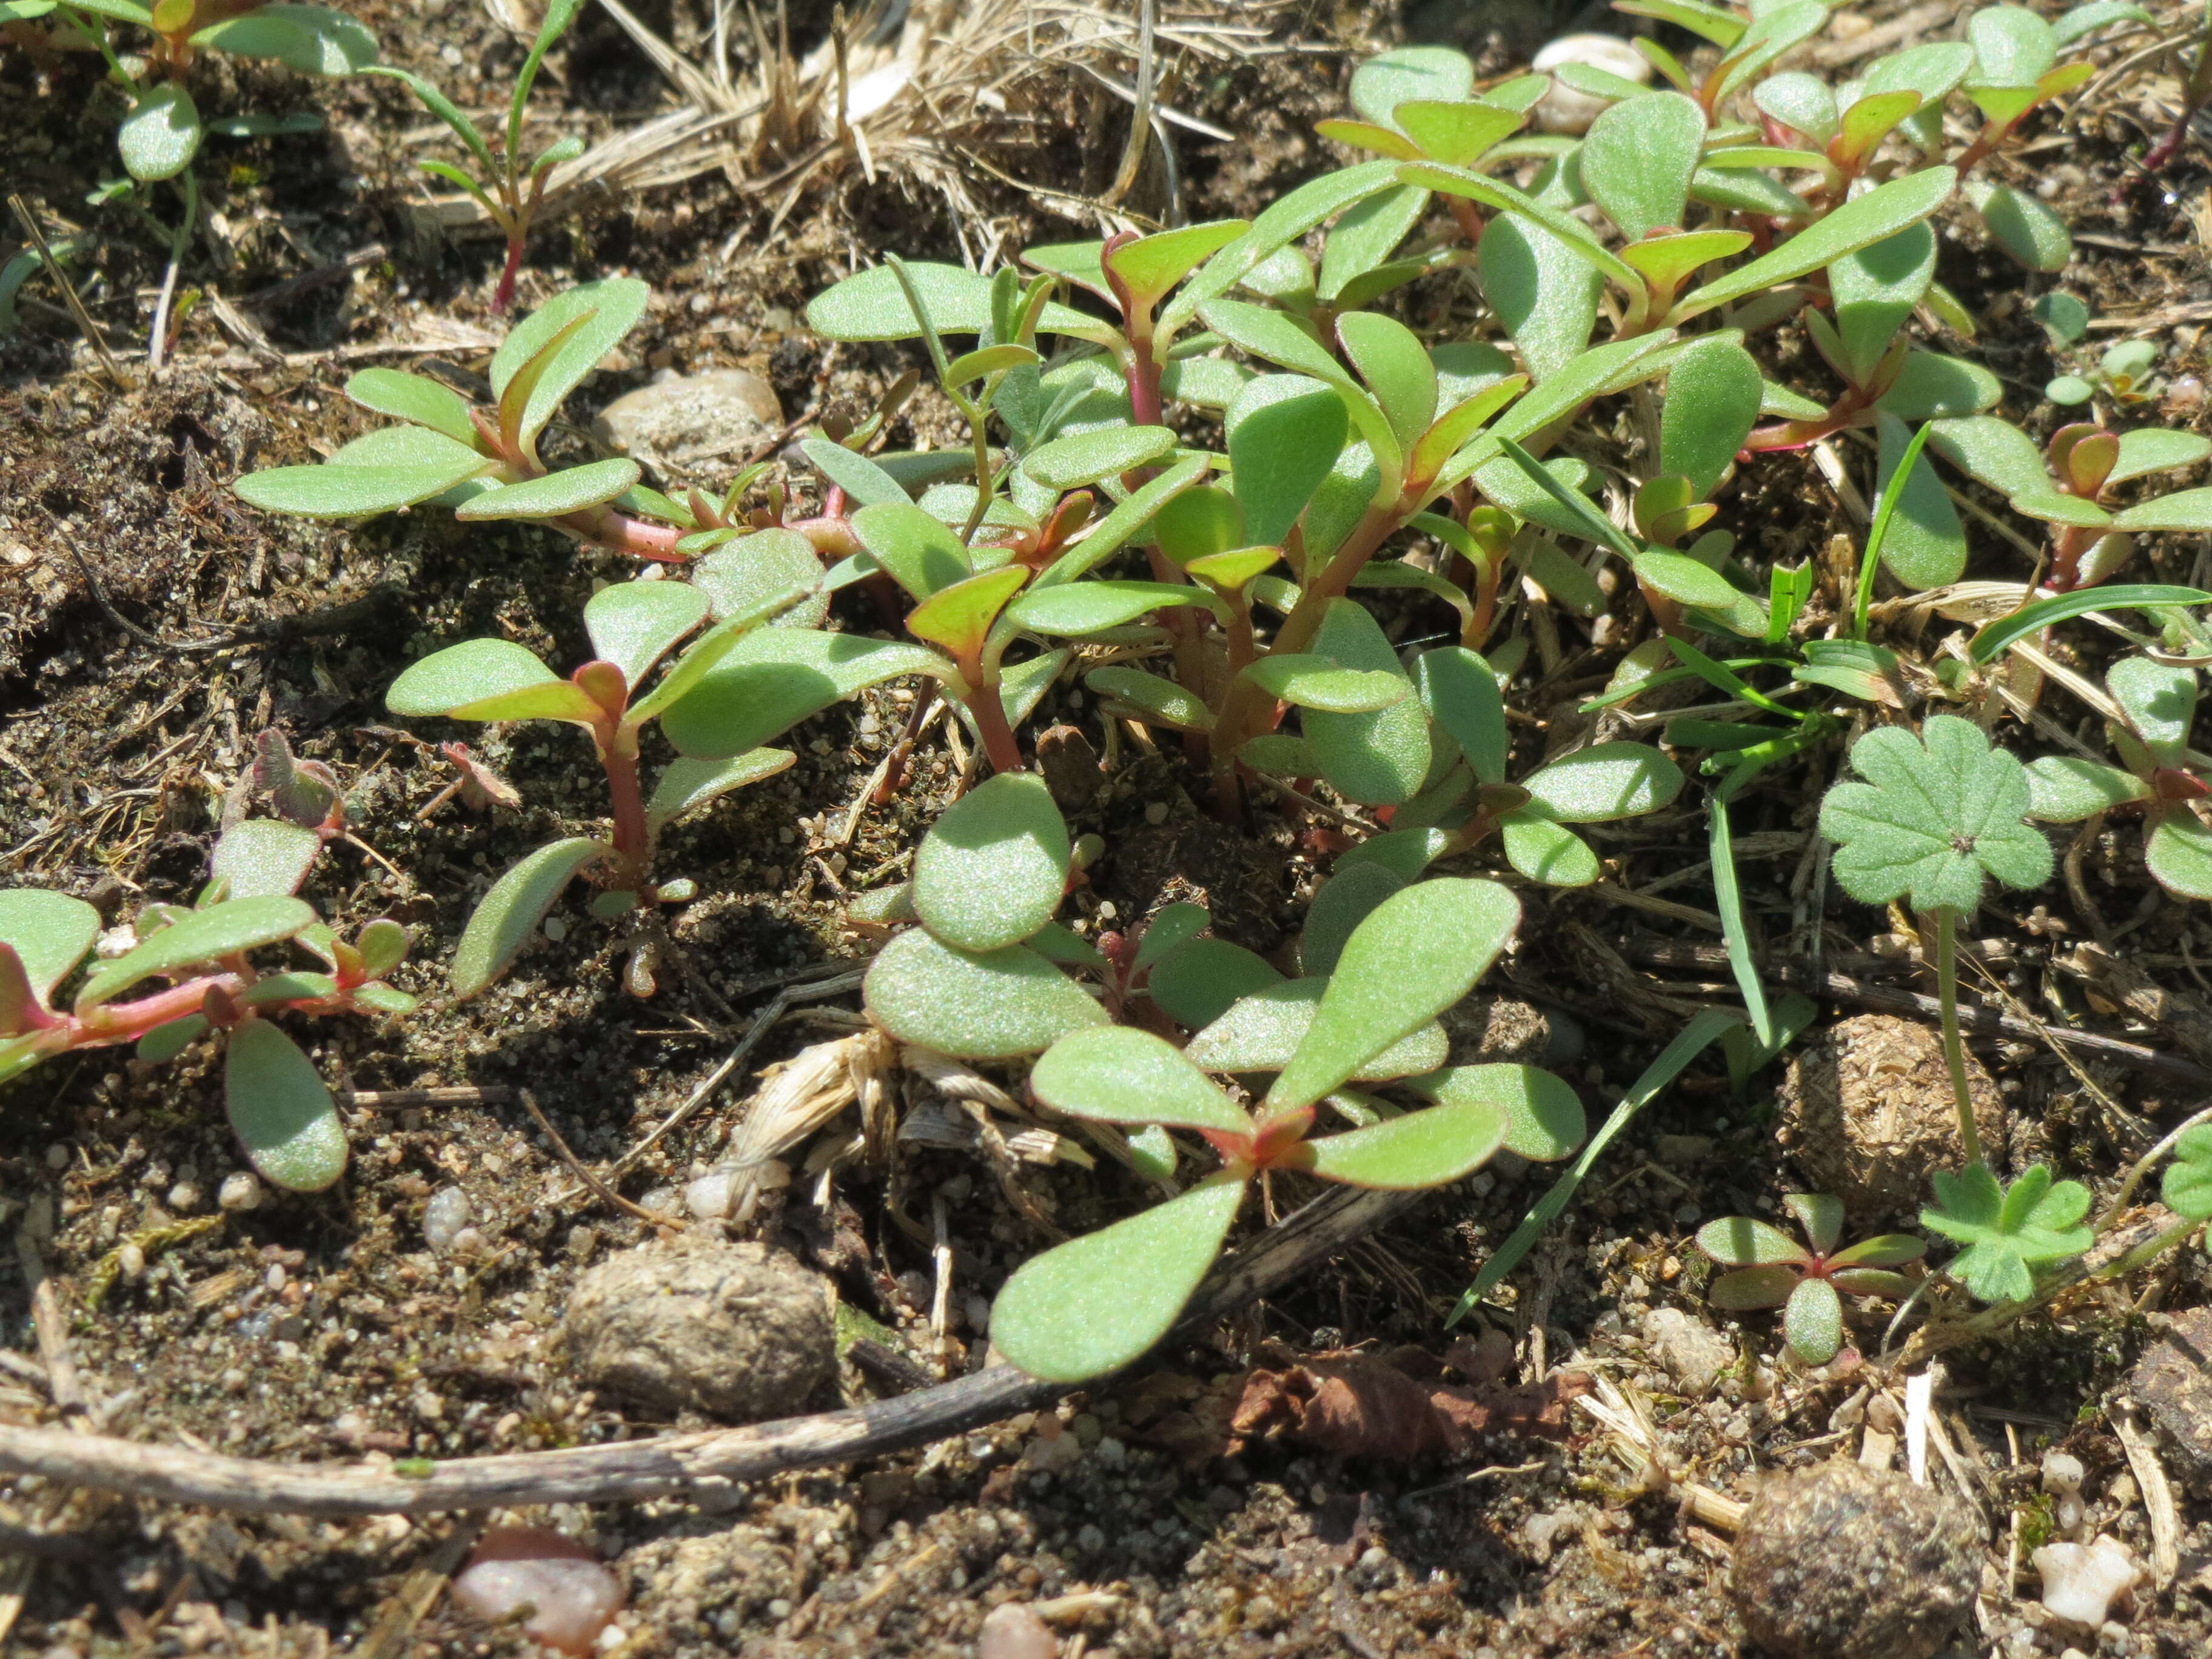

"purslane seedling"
[1697,1194,1925,1366]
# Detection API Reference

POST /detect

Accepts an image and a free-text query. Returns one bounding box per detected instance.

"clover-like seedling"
[2048,338,2162,410]
[369,0,585,312]
[989,877,1575,1382]
[1818,715,2054,1168]
[235,280,698,562]
[0,873,412,1195]
[1929,414,2212,593]
[1920,1162,2093,1304]
[2026,655,2212,899]
[386,574,839,997]
[2162,1122,2212,1221]
[1697,1195,1925,1366]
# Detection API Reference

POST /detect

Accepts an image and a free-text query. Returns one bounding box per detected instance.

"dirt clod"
[1777,1014,2006,1222]
[563,1236,832,1419]
[1642,1307,1735,1398]
[1729,1460,1983,1659]
[2128,1304,2212,1490]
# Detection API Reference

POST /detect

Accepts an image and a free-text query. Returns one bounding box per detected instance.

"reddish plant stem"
[73,974,246,1043]
[492,236,527,315]
[2048,523,2099,594]
[1446,197,1484,248]
[964,683,1027,776]
[560,506,687,561]
[596,731,653,884]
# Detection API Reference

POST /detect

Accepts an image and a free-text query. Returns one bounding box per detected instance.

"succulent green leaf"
[118,82,202,182]
[1829,224,1937,388]
[1499,811,1601,887]
[907,566,1029,662]
[1709,1,1827,106]
[1031,1026,1251,1132]
[1266,877,1520,1111]
[1697,1215,1812,1267]
[911,773,1071,952]
[1415,646,1510,784]
[1302,599,1432,806]
[1225,374,1350,546]
[1874,412,1968,589]
[1007,580,1214,636]
[1316,187,1429,302]
[225,1019,348,1193]
[1614,0,1746,47]
[1299,863,1406,978]
[851,501,974,600]
[1753,71,1837,143]
[344,368,479,446]
[1033,455,1210,589]
[1781,1192,1844,1254]
[2025,757,2152,822]
[1829,1233,1929,1270]
[806,261,1096,342]
[2053,1,2153,45]
[1581,91,1706,241]
[1928,415,2048,497]
[354,918,408,980]
[486,280,649,454]
[1187,548,1284,594]
[1521,742,1684,823]
[1708,1264,1802,1310]
[1302,1094,1509,1189]
[1147,937,1284,1030]
[1395,99,1524,166]
[990,1176,1247,1382]
[1337,310,1438,453]
[212,819,323,899]
[1084,666,1212,732]
[455,457,641,521]
[1024,426,1178,491]
[1352,45,1475,127]
[1970,4,2057,85]
[1187,979,1447,1081]
[801,438,911,508]
[1133,903,1212,973]
[385,638,577,723]
[2147,813,2212,899]
[1669,168,1957,324]
[195,4,377,73]
[136,1015,208,1065]
[1659,337,1761,501]
[234,439,492,518]
[690,531,830,629]
[1477,215,1603,383]
[0,890,100,1008]
[1165,161,1404,335]
[646,748,796,832]
[863,928,1107,1059]
[1407,163,1638,295]
[583,580,709,691]
[1922,1162,2091,1304]
[2114,489,2212,534]
[1104,220,1250,307]
[76,896,315,1011]
[2111,428,2212,485]
[2160,1122,2212,1221]
[1968,181,2072,272]
[1820,716,2053,913]
[1241,654,1410,713]
[2110,657,2197,763]
[239,971,340,1009]
[1781,1276,1845,1363]
[1403,1063,1586,1161]
[448,838,602,997]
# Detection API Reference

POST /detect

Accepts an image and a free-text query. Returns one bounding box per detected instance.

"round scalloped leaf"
[75,896,317,1012]
[451,837,604,998]
[1403,1063,1586,1161]
[119,83,203,182]
[1500,811,1601,887]
[1030,1026,1251,1133]
[1521,742,1684,823]
[225,1019,349,1193]
[2161,1122,2212,1221]
[387,638,558,719]
[2147,813,2212,900]
[863,929,1107,1059]
[1267,877,1519,1111]
[584,579,710,690]
[212,819,323,899]
[911,773,1071,952]
[990,1176,1247,1382]
[1781,1276,1844,1363]
[1145,937,1284,1030]
[1301,1093,1507,1189]
[0,890,101,1007]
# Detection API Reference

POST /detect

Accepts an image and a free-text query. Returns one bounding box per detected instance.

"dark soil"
[5,2,2212,1656]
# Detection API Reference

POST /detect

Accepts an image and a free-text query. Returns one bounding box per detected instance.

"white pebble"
[167,1182,202,1214]
[685,1170,739,1220]
[1530,33,1654,135]
[545,916,568,942]
[979,1603,1056,1659]
[218,1173,262,1212]
[423,1187,472,1253]
[452,1529,624,1655]
[2034,1535,2144,1627]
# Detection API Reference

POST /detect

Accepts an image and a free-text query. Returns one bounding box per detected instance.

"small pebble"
[2034,1535,2143,1627]
[1530,33,1654,135]
[978,1603,1056,1659]
[166,1182,202,1214]
[217,1173,262,1212]
[685,1169,740,1221]
[423,1187,472,1253]
[451,1528,624,1655]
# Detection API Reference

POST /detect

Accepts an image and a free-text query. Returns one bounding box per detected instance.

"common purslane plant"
[1696,1194,1925,1366]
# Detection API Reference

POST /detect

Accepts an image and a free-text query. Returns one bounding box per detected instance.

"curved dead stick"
[0,1187,1415,1517]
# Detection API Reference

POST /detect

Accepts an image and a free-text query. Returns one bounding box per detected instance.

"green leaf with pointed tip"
[212,819,323,899]
[1619,230,1754,304]
[1084,666,1212,732]
[1303,600,1432,806]
[1241,654,1410,713]
[802,438,910,508]
[1396,99,1525,166]
[1523,742,1684,823]
[2147,813,2212,899]
[1697,1215,1811,1267]
[1781,1192,1843,1253]
[647,748,796,832]
[1105,220,1250,307]
[451,837,602,997]
[76,896,316,1011]
[1781,1276,1844,1363]
[0,890,99,1008]
[1405,1064,1586,1161]
[136,1015,209,1065]
[1337,311,1437,454]
[225,1019,348,1193]
[1147,937,1284,1030]
[2026,757,2153,822]
[1318,186,1429,304]
[1187,979,1448,1081]
[851,501,973,600]
[488,279,651,453]
[2111,429,2212,484]
[584,580,710,691]
[455,457,641,521]
[1923,1161,2089,1304]
[1024,426,1178,491]
[1834,89,1923,167]
[1498,811,1601,886]
[806,262,1102,343]
[195,4,377,73]
[1968,181,2071,272]
[344,369,478,446]
[1008,580,1214,636]
[2110,657,2197,763]
[119,82,202,181]
[386,637,567,720]
[907,566,1028,662]
[1031,1026,1251,1132]
[1187,548,1282,594]
[1022,241,1111,302]
[1709,1264,1801,1309]
[1819,716,2054,914]
[1968,586,2212,662]
[1267,877,1520,1111]
[1670,168,1956,324]
[1830,224,1937,388]
[1754,71,1838,143]
[1316,118,1422,161]
[1301,864,1406,978]
[1415,646,1509,785]
[911,772,1071,953]
[1660,337,1760,501]
[1477,215,1602,383]
[1581,91,1706,241]
[991,1175,1246,1382]
[2115,489,2212,533]
[1929,415,2048,496]
[863,928,1107,1059]
[2161,1122,2212,1221]
[1352,45,1475,128]
[1225,375,1349,546]
[1165,161,1404,337]
[1302,1094,1509,1189]
[1872,412,1968,590]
